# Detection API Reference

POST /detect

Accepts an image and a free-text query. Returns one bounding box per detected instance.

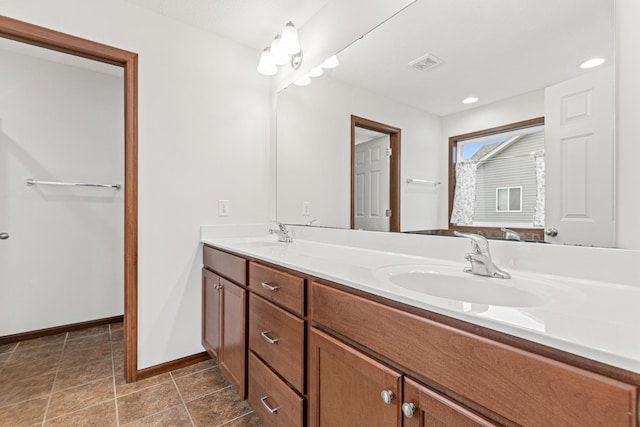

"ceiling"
[124,0,331,51]
[330,0,614,117]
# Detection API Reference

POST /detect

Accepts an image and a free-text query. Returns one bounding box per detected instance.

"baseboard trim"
[0,315,124,345]
[136,352,211,381]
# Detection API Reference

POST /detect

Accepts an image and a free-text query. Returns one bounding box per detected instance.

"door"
[354,135,391,231]
[219,277,247,398]
[0,36,125,337]
[308,327,402,427]
[202,269,221,360]
[544,65,615,246]
[402,377,498,427]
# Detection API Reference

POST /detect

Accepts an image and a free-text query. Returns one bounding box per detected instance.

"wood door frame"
[0,16,139,383]
[350,115,401,232]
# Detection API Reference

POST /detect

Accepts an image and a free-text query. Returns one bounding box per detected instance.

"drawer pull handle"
[260,396,280,414]
[380,390,394,405]
[261,282,279,291]
[261,331,279,344]
[402,402,416,418]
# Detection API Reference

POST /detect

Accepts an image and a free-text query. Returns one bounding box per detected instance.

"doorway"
[350,115,401,232]
[0,16,139,382]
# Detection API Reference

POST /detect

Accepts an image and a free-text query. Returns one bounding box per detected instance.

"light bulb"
[270,34,290,66]
[257,47,277,76]
[320,55,339,69]
[294,75,311,86]
[280,21,301,55]
[308,67,323,77]
[462,96,479,104]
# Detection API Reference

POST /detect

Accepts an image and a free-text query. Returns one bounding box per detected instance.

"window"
[496,187,522,212]
[448,117,545,241]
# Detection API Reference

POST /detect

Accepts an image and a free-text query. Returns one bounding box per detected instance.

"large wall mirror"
[276,0,615,247]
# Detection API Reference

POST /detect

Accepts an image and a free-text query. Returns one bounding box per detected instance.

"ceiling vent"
[408,53,443,71]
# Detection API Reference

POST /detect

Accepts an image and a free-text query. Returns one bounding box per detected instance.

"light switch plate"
[302,201,311,216]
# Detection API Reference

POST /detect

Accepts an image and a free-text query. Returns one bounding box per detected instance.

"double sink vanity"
[200,224,639,426]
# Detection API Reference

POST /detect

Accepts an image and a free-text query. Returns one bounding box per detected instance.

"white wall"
[277,75,443,231]
[0,0,271,368]
[617,0,640,249]
[0,48,124,335]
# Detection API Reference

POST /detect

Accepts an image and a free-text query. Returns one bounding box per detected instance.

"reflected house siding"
[473,131,544,224]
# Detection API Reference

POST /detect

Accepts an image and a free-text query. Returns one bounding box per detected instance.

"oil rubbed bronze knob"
[0,232,9,240]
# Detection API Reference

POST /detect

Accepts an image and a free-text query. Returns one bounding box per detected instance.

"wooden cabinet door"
[219,277,247,398]
[308,327,402,427]
[403,377,498,427]
[202,268,221,360]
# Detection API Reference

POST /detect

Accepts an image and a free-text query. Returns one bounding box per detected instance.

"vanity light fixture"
[462,96,479,104]
[580,58,606,69]
[308,67,324,77]
[257,21,303,76]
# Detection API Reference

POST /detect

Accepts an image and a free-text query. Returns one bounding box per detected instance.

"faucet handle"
[453,231,491,255]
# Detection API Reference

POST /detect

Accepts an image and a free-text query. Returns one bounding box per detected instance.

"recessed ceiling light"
[580,58,606,69]
[462,96,479,104]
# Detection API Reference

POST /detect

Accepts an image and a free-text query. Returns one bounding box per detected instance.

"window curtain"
[450,161,478,226]
[533,150,545,227]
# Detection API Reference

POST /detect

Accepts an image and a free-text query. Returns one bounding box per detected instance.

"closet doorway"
[0,17,138,383]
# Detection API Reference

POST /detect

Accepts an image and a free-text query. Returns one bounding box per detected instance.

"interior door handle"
[0,232,9,240]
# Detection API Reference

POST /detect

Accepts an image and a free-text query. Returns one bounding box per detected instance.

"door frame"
[0,16,139,382]
[350,115,401,232]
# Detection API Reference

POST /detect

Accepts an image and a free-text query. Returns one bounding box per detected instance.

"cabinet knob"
[544,227,558,237]
[261,282,279,292]
[402,402,416,418]
[0,232,9,240]
[380,390,394,405]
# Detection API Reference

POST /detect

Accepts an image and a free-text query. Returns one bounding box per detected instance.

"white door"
[354,135,390,231]
[544,65,615,246]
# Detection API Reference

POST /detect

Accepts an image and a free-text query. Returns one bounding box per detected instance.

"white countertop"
[201,225,640,374]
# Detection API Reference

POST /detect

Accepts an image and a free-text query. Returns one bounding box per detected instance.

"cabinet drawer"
[311,282,637,427]
[248,351,304,427]
[249,262,304,316]
[203,245,247,286]
[249,293,305,393]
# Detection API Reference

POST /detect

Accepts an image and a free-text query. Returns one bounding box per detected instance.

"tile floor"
[0,323,264,426]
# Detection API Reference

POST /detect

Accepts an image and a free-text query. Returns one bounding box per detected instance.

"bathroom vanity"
[201,228,639,427]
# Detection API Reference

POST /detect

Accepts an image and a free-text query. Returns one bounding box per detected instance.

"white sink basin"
[234,241,284,248]
[375,265,547,307]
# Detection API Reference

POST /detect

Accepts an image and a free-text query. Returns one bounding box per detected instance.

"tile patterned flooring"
[0,323,264,426]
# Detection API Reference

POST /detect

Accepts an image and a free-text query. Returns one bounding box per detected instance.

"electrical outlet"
[302,201,311,216]
[218,200,229,217]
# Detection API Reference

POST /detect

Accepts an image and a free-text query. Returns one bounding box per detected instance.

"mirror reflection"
[276,0,615,247]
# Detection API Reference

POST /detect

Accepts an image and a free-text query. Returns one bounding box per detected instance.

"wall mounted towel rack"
[26,178,121,189]
[406,178,441,185]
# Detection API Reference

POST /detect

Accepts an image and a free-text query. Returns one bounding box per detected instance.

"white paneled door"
[354,135,390,232]
[544,65,615,246]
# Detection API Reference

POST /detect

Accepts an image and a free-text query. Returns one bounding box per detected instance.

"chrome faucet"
[453,231,511,279]
[269,222,293,243]
[500,227,521,241]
